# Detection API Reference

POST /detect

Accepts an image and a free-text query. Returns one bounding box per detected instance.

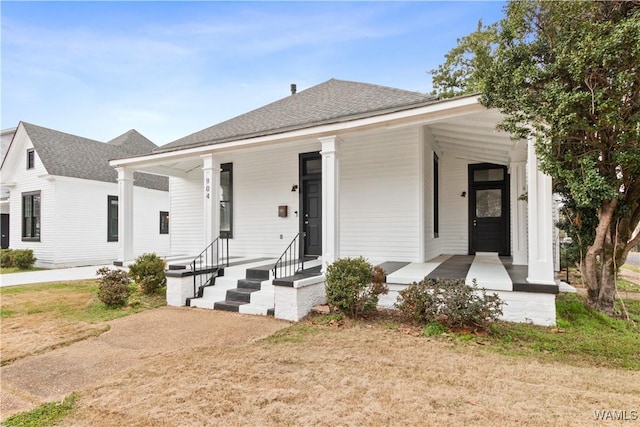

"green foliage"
[1,249,37,269]
[12,249,37,269]
[1,248,13,268]
[96,267,130,307]
[3,393,77,427]
[432,0,640,311]
[325,257,388,318]
[395,278,504,330]
[423,321,448,336]
[128,253,166,295]
[488,293,640,370]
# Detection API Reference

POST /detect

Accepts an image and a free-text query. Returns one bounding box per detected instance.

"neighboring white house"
[1,127,17,249]
[0,122,170,268]
[110,79,560,325]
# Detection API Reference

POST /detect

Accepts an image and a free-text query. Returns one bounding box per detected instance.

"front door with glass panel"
[469,164,509,256]
[300,152,322,256]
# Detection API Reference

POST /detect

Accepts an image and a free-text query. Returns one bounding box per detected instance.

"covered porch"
[108,83,560,326]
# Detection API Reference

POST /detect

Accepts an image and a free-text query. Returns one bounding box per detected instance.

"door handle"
[473,219,477,226]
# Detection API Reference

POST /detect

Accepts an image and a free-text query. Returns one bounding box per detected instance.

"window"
[220,163,233,238]
[160,211,169,234]
[433,153,439,238]
[22,191,41,241]
[26,149,35,169]
[107,195,118,242]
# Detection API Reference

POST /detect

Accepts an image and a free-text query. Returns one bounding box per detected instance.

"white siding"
[169,141,318,258]
[169,172,204,256]
[339,128,421,262]
[51,178,169,267]
[423,128,442,261]
[439,156,471,255]
[3,134,58,266]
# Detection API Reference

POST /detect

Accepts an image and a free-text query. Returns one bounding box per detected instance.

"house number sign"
[205,177,210,199]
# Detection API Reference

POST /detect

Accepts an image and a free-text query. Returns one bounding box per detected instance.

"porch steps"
[190,257,323,315]
[188,258,277,310]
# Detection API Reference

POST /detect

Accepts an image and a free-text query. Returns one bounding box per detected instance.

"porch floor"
[379,253,558,294]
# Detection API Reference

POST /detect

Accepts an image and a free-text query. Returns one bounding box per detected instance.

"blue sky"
[1,1,506,146]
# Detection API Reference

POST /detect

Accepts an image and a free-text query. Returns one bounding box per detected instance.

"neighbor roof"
[17,123,168,191]
[157,79,438,153]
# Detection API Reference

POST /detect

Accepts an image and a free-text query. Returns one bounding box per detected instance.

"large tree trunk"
[581,200,617,315]
[581,196,640,315]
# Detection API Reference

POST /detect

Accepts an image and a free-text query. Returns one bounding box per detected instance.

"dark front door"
[469,164,509,256]
[300,153,322,256]
[1,214,8,249]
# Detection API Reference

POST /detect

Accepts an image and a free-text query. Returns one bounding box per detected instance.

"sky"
[1,1,506,146]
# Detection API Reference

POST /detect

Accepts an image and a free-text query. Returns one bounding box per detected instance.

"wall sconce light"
[291,185,298,192]
[461,191,466,197]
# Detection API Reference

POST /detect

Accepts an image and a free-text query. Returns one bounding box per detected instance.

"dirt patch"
[58,321,640,427]
[0,307,289,419]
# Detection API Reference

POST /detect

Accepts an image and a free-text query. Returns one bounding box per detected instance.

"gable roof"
[107,129,158,155]
[17,122,168,191]
[157,79,438,153]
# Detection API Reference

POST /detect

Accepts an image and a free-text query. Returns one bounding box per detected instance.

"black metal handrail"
[191,235,229,298]
[272,232,306,279]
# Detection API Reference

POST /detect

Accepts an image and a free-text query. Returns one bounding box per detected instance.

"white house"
[1,127,17,249]
[0,122,170,268]
[110,79,560,325]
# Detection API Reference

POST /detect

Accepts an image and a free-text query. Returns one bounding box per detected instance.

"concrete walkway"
[0,265,123,287]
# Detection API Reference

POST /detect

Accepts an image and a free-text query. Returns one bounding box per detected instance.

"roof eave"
[110,94,483,168]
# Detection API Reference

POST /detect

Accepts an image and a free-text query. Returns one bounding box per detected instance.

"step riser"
[246,268,271,280]
[237,279,263,290]
[226,289,255,303]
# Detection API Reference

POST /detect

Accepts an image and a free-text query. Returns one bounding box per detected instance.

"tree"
[431,1,640,315]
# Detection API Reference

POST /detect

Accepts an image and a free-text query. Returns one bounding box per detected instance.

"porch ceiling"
[427,110,524,166]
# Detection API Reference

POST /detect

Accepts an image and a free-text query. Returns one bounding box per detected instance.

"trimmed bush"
[128,253,166,295]
[96,267,131,307]
[325,257,388,318]
[395,278,504,330]
[11,249,37,269]
[1,249,13,268]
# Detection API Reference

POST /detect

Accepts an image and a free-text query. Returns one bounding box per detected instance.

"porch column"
[526,137,555,284]
[510,157,528,265]
[319,135,341,269]
[201,154,221,246]
[116,167,134,264]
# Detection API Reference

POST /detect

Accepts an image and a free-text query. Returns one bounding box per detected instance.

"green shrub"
[96,267,131,307]
[325,257,388,318]
[1,249,13,268]
[395,278,504,331]
[11,249,37,269]
[128,253,166,295]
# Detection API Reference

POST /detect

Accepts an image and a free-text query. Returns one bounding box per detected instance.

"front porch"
[166,252,567,326]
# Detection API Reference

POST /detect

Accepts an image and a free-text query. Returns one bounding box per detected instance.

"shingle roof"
[157,79,438,153]
[21,123,168,191]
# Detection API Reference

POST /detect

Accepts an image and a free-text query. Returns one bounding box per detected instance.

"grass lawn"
[1,272,639,426]
[0,267,46,274]
[0,280,166,366]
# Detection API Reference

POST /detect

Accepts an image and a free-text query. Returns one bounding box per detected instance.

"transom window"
[220,163,233,238]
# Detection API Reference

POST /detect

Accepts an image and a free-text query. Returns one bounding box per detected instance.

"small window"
[26,149,35,169]
[22,191,41,241]
[160,211,169,234]
[433,153,439,238]
[107,195,118,242]
[220,163,233,238]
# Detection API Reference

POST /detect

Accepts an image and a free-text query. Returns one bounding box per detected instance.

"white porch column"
[526,137,555,284]
[116,167,134,264]
[510,157,528,265]
[201,154,221,246]
[319,135,341,269]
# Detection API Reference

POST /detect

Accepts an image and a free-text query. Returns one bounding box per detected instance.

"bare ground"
[1,306,639,426]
